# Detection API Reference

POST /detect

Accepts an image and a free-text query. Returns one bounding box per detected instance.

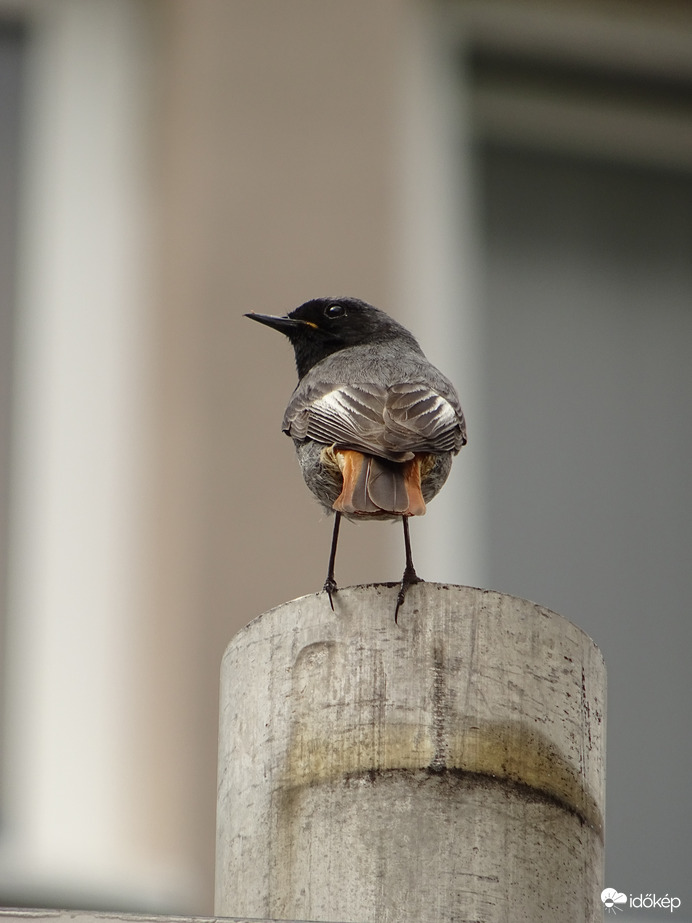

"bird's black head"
[245,296,421,378]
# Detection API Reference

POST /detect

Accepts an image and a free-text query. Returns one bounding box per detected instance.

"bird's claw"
[394,567,422,623]
[323,577,338,611]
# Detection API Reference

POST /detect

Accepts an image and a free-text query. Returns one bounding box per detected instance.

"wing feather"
[283,378,466,462]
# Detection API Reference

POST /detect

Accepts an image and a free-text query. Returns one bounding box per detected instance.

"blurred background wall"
[0,0,690,919]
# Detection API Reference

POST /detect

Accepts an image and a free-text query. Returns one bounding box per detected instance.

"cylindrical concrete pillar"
[215,583,606,923]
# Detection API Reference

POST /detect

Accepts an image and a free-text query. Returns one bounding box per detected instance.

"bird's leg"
[395,515,422,623]
[323,511,342,610]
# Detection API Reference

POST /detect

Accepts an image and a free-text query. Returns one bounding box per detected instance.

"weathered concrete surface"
[215,583,606,923]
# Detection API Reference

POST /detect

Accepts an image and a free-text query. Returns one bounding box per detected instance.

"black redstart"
[246,296,467,621]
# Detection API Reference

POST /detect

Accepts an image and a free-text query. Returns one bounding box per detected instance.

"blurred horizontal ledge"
[0,910,336,923]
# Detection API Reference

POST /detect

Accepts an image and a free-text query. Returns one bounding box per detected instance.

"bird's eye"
[325,303,346,319]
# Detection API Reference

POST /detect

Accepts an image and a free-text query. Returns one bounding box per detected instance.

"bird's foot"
[395,566,423,623]
[323,576,338,611]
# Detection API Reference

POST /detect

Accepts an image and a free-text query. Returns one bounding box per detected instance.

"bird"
[245,296,467,621]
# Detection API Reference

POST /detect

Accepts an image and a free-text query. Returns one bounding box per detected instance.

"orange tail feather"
[332,449,427,516]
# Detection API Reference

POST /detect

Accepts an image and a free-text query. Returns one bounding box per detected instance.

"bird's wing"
[384,381,466,454]
[283,380,466,462]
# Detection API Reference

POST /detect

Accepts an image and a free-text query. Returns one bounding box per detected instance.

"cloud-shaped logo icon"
[601,888,627,912]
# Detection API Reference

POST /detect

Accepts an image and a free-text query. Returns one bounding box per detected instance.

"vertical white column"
[2,0,172,905]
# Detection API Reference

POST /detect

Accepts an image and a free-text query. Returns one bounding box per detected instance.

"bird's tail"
[332,449,426,517]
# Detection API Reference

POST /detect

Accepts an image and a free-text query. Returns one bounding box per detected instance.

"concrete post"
[215,583,606,923]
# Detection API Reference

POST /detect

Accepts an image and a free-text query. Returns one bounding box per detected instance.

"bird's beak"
[244,312,317,334]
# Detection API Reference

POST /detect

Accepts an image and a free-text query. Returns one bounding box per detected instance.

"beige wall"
[1,0,429,912]
[138,0,410,908]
